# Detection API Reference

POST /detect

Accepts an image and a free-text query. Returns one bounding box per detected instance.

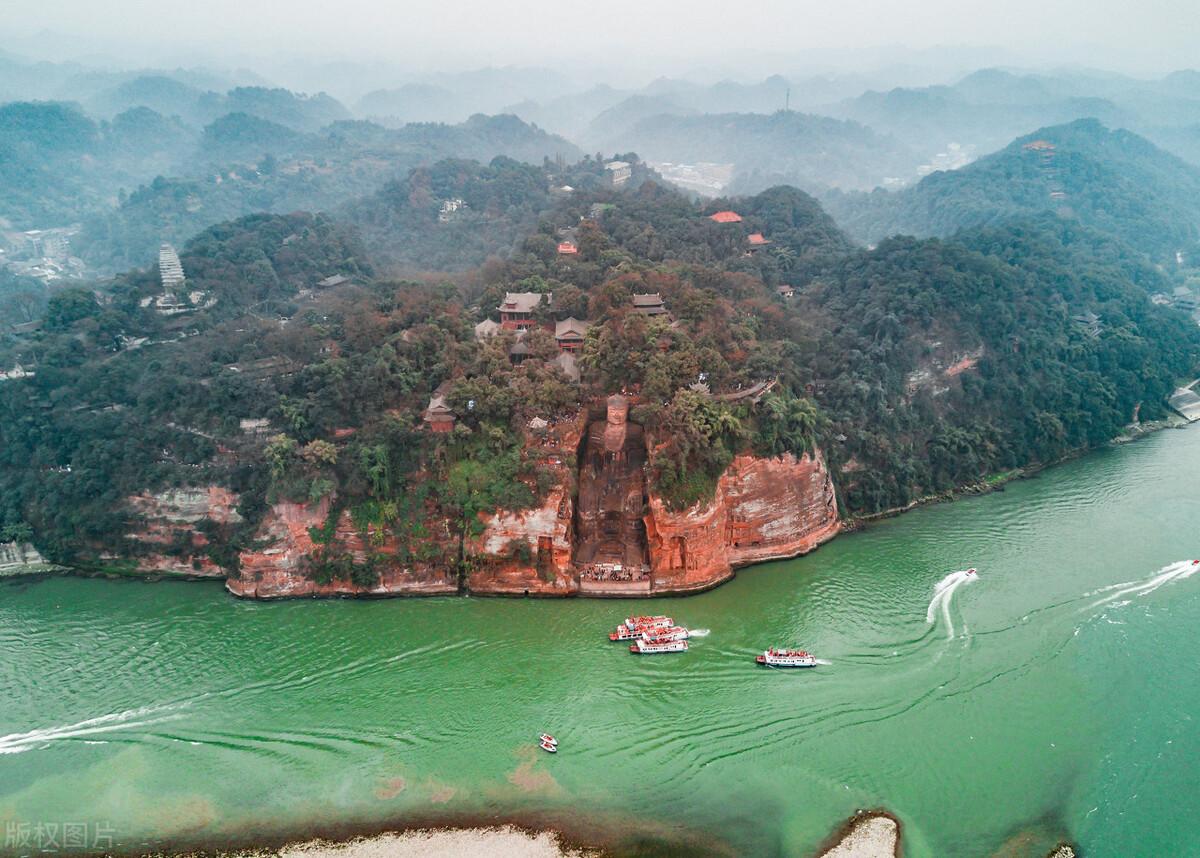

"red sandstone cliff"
[218,411,838,599]
[125,486,242,577]
[645,451,840,593]
[464,417,581,596]
[228,497,458,598]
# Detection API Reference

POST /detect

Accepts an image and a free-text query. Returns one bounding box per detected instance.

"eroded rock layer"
[646,451,840,593]
[125,487,242,577]
[228,498,458,599]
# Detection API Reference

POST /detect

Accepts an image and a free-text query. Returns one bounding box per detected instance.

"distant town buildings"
[645,161,734,198]
[0,362,34,383]
[605,160,632,187]
[1,227,84,283]
[438,198,466,222]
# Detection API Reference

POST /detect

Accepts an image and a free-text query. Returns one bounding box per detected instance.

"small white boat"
[965,567,978,577]
[756,648,817,668]
[539,733,558,746]
[539,740,557,753]
[630,638,688,654]
[641,625,690,643]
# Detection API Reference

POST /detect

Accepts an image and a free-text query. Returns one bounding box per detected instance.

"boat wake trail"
[1085,560,1200,611]
[925,569,978,640]
[0,704,185,755]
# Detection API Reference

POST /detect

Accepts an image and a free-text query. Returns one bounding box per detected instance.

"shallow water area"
[3,425,1200,857]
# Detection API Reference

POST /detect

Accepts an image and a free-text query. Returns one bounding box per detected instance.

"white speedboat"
[756,648,817,668]
[539,733,557,746]
[540,739,557,753]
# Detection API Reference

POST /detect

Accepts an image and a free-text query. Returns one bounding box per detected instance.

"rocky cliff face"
[645,451,840,593]
[208,411,839,599]
[124,487,242,577]
[465,417,581,596]
[228,497,458,599]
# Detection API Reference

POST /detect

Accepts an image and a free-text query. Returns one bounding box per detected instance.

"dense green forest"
[824,119,1200,263]
[2,156,1197,586]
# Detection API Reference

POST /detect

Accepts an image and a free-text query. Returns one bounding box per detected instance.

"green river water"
[3,425,1200,857]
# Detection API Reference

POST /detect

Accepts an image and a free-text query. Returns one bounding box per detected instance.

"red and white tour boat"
[630,638,688,654]
[756,648,818,668]
[641,625,690,643]
[609,615,675,641]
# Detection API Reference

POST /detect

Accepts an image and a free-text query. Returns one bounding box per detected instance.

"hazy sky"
[3,0,1197,82]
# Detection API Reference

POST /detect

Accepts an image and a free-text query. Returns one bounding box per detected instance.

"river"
[3,425,1199,857]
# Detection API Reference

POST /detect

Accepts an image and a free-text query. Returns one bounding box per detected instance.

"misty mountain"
[74,114,582,272]
[608,111,918,194]
[828,67,1200,166]
[0,101,199,227]
[357,66,578,126]
[823,119,1200,262]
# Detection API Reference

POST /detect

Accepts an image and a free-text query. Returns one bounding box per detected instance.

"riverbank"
[844,415,1191,532]
[219,827,597,858]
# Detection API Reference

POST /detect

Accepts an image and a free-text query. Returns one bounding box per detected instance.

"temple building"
[632,293,669,317]
[554,317,591,352]
[498,291,552,330]
[423,381,456,432]
[709,210,742,224]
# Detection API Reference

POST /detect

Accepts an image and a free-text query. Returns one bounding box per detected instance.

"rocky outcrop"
[125,486,243,577]
[465,483,575,595]
[228,497,458,599]
[466,417,581,596]
[0,542,60,577]
[645,451,840,593]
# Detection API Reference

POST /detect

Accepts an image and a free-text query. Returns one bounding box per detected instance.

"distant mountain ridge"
[823,119,1200,262]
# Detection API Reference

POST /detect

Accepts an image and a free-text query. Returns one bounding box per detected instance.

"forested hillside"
[3,158,1196,579]
[824,119,1200,262]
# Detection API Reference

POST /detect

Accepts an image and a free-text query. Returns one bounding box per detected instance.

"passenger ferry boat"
[641,625,690,643]
[630,638,688,654]
[756,648,817,668]
[609,615,675,641]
